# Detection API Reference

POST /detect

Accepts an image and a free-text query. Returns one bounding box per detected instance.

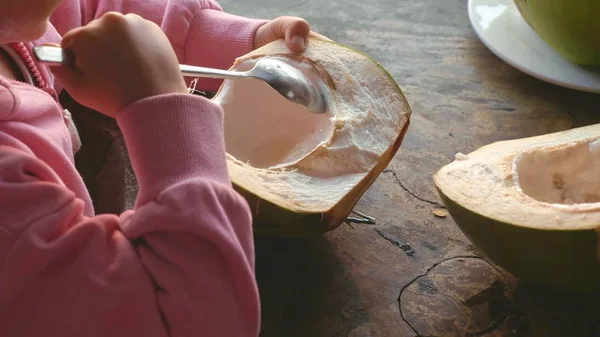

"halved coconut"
[434,124,600,291]
[212,38,411,237]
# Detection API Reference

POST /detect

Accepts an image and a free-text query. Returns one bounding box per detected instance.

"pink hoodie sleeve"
[50,0,268,92]
[0,81,260,336]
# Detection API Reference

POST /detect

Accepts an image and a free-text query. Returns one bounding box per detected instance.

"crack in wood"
[383,169,446,209]
[397,256,508,337]
[374,228,416,257]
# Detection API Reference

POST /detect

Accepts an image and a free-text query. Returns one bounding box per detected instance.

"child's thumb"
[282,18,310,52]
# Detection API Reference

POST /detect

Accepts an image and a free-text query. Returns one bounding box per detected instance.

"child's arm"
[52,0,267,92]
[0,14,259,337]
[0,105,259,336]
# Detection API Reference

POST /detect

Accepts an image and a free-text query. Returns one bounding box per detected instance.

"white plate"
[468,0,600,93]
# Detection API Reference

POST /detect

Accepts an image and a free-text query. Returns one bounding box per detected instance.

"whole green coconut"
[515,0,600,66]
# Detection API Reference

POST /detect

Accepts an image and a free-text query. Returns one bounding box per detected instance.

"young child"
[0,0,317,336]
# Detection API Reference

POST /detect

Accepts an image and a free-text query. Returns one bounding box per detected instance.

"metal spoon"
[32,45,327,114]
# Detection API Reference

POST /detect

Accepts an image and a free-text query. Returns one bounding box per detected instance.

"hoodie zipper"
[2,42,81,154]
[8,42,59,102]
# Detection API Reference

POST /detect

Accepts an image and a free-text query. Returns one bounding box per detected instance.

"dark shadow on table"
[504,281,600,337]
[254,236,368,337]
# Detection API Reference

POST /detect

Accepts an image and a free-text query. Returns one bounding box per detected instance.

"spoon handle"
[178,64,247,79]
[32,45,248,80]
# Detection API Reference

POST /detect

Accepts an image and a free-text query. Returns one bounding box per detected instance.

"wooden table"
[219,0,600,336]
[68,0,600,335]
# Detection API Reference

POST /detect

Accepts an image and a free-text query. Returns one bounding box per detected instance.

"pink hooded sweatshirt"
[0,0,267,336]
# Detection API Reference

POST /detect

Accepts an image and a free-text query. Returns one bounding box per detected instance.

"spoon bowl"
[248,57,328,115]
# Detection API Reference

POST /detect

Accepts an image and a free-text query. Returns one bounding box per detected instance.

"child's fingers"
[281,18,310,52]
[49,12,187,117]
[60,26,96,71]
[44,34,86,91]
[255,16,310,52]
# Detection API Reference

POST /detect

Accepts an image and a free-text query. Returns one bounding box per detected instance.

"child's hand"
[254,16,331,53]
[51,12,188,118]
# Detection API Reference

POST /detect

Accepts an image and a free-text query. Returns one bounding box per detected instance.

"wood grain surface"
[68,0,600,336]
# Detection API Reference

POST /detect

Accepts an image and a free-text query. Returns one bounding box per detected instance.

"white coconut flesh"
[434,123,600,233]
[216,56,336,169]
[212,39,411,213]
[515,139,600,205]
